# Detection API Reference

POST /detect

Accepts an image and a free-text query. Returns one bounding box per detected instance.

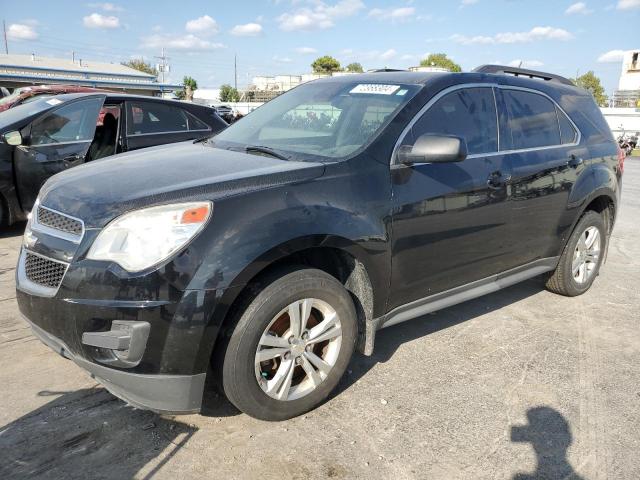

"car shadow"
[336,276,548,396]
[511,406,584,480]
[0,387,198,480]
[0,221,26,239]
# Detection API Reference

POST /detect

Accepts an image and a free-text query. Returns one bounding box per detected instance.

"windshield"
[212,81,419,160]
[0,96,58,131]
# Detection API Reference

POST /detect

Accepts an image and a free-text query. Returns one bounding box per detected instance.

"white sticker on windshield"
[46,98,63,106]
[350,84,401,95]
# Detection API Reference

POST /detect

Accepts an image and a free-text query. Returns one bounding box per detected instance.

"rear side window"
[127,102,189,135]
[410,87,498,155]
[557,107,578,144]
[503,90,560,149]
[186,112,210,131]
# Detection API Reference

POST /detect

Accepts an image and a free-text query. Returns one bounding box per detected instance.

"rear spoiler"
[473,65,574,86]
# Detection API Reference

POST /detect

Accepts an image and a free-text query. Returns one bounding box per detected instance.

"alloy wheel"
[254,298,342,401]
[572,226,601,284]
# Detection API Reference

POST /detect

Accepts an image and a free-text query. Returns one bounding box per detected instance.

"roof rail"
[473,64,574,86]
[368,68,407,73]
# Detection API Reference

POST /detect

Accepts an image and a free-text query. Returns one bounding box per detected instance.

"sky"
[2,0,639,93]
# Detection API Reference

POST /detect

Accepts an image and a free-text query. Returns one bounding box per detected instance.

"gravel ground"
[1,162,639,480]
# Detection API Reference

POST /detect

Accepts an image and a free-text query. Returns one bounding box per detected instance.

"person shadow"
[511,406,584,480]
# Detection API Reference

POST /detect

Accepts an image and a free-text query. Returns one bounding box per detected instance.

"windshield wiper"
[245,145,289,160]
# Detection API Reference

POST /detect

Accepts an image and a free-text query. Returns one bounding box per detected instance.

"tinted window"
[127,102,189,135]
[410,87,498,155]
[30,98,102,145]
[503,90,560,149]
[557,107,577,144]
[186,111,210,131]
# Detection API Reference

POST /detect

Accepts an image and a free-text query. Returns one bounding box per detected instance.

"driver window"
[30,98,103,145]
[409,87,498,156]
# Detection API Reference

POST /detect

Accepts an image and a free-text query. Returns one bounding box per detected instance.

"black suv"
[16,66,622,420]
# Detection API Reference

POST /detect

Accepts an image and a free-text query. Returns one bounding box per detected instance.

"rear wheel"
[221,268,357,421]
[546,210,606,297]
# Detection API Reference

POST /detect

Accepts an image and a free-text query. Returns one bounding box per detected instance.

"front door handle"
[567,155,583,168]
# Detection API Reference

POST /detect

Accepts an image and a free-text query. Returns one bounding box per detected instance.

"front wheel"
[546,210,606,297]
[221,268,357,421]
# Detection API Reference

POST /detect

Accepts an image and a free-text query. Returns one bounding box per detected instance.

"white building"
[613,50,640,108]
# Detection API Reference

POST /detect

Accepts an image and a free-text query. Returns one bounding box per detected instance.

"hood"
[40,141,326,227]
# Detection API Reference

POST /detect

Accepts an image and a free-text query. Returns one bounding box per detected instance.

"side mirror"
[3,131,22,146]
[397,134,468,165]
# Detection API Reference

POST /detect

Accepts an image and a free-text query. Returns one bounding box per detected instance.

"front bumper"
[26,316,206,414]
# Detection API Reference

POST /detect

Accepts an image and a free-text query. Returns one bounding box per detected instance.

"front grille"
[24,252,68,289]
[37,207,83,237]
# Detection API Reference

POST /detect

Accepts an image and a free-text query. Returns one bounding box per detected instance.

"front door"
[14,96,105,211]
[389,86,512,310]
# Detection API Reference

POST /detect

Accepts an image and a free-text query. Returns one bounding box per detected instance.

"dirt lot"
[1,162,639,480]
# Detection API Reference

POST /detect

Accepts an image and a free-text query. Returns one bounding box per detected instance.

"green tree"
[345,62,364,73]
[219,84,240,102]
[175,76,198,101]
[419,53,462,72]
[121,59,157,76]
[574,71,608,107]
[311,55,341,74]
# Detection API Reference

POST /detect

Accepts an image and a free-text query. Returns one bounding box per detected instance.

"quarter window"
[557,107,577,144]
[409,87,498,156]
[30,98,103,145]
[503,90,561,149]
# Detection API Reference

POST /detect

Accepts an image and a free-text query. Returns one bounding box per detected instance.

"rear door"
[123,101,211,151]
[497,87,588,267]
[389,86,513,309]
[14,96,105,211]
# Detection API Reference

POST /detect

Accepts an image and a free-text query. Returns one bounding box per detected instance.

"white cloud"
[451,26,573,45]
[597,49,626,62]
[141,34,224,51]
[565,2,592,14]
[369,6,416,21]
[273,55,293,63]
[278,0,364,31]
[230,23,263,36]
[380,48,397,61]
[617,0,640,9]
[6,23,38,40]
[87,2,123,11]
[460,0,479,7]
[295,46,318,54]
[508,59,544,68]
[83,13,120,29]
[185,15,218,34]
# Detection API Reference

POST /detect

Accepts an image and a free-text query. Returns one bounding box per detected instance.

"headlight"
[87,202,212,272]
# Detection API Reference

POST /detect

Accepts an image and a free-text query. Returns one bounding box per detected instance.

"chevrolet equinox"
[15,66,623,420]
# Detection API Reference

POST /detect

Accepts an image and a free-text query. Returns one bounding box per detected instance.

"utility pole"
[155,48,170,83]
[3,20,8,55]
[234,53,237,91]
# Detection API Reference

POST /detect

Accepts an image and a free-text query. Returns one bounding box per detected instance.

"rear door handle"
[567,155,583,168]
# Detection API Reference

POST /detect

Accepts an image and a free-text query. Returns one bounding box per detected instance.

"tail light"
[617,145,625,174]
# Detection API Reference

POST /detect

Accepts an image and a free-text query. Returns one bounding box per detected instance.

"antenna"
[154,48,170,83]
[3,20,8,55]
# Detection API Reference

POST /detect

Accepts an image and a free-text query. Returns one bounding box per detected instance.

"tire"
[546,210,606,297]
[221,268,357,421]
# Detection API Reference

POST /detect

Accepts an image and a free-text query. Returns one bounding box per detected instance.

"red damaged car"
[0,85,104,112]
